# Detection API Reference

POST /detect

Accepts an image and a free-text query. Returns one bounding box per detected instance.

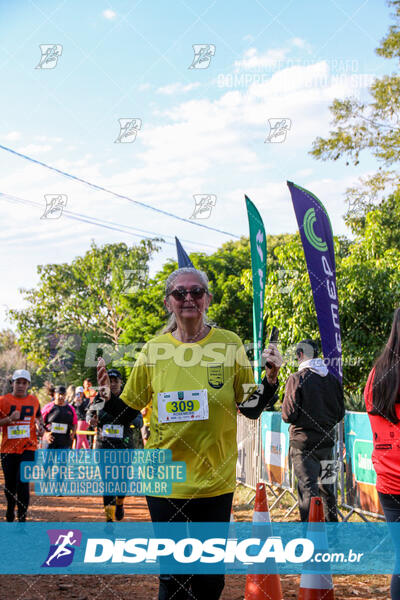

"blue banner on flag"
[287,182,342,381]
[175,237,194,268]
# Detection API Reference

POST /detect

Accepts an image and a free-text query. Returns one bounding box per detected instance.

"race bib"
[158,389,209,423]
[102,424,123,438]
[7,424,29,439]
[51,422,68,434]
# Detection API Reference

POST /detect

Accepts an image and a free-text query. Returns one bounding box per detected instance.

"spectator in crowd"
[83,378,96,401]
[44,380,55,403]
[65,385,76,404]
[87,368,143,522]
[282,339,344,522]
[365,308,400,600]
[72,386,90,449]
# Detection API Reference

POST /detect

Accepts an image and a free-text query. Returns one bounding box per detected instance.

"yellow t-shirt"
[120,327,256,498]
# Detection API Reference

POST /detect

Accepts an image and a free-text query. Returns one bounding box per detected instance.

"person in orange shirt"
[0,369,43,522]
[83,378,97,401]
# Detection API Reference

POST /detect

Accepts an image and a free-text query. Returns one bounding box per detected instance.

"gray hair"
[162,268,213,333]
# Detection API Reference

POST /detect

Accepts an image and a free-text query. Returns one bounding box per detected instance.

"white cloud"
[234,47,289,70]
[102,9,116,19]
[157,82,201,95]
[291,37,306,48]
[4,131,21,141]
[34,135,63,143]
[138,83,151,91]
[295,168,313,178]
[16,144,52,155]
[233,40,313,73]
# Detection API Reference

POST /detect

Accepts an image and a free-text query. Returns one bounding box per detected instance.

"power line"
[0,143,240,238]
[0,192,219,250]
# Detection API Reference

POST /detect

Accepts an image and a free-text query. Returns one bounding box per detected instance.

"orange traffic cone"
[244,483,283,600]
[298,497,335,600]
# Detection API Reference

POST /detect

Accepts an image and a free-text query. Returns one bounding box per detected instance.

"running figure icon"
[45,531,77,566]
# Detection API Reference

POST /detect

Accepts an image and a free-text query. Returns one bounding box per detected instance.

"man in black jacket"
[282,340,344,522]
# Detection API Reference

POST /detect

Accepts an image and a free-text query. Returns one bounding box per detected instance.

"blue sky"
[0,0,394,329]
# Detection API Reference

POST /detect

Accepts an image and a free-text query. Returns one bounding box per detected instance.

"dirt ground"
[0,484,391,600]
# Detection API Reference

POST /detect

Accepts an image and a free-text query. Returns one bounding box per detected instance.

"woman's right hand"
[97,357,111,401]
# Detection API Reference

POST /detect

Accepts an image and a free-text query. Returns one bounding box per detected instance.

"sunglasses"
[168,287,208,300]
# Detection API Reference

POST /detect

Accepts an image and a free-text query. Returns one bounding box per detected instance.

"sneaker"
[115,503,125,521]
[104,505,116,522]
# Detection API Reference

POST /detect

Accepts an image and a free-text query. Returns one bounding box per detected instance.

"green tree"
[10,240,159,382]
[310,0,400,233]
[0,330,42,393]
[339,194,400,395]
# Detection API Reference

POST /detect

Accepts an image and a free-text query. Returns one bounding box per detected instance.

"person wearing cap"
[86,368,143,522]
[41,385,78,449]
[72,386,90,449]
[0,369,43,522]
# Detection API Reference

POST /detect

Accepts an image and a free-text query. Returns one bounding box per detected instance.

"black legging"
[378,492,400,600]
[103,495,124,507]
[146,493,233,600]
[290,445,338,522]
[1,450,35,522]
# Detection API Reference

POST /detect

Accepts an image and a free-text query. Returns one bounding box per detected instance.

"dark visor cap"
[55,385,66,394]
[107,368,123,380]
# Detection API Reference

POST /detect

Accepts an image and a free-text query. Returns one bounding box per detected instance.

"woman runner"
[73,386,90,449]
[97,267,282,600]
